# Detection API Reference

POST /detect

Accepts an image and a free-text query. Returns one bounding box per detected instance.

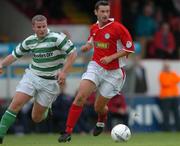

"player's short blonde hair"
[32,15,47,25]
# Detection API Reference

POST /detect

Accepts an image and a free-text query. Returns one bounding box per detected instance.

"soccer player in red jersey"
[58,0,135,142]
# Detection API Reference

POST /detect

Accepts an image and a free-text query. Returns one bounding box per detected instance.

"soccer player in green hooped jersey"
[0,15,77,144]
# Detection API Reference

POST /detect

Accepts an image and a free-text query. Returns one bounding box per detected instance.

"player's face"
[95,5,110,24]
[32,20,48,38]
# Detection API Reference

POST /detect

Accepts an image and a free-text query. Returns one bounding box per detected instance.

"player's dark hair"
[32,15,47,25]
[95,0,109,10]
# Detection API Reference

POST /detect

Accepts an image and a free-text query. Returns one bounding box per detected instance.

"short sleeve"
[117,23,135,53]
[56,33,76,54]
[12,39,30,59]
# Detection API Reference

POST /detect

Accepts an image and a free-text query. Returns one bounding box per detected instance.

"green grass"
[2,132,180,146]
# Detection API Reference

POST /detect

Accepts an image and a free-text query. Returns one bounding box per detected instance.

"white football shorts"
[82,61,126,98]
[16,69,60,107]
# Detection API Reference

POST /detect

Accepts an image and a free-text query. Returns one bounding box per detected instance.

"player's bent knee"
[74,98,85,106]
[94,105,106,114]
[32,115,43,123]
[74,94,87,106]
[94,106,102,113]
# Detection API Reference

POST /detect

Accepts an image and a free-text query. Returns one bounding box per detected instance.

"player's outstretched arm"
[100,50,131,65]
[81,43,93,52]
[57,51,77,86]
[61,51,77,74]
[0,54,17,74]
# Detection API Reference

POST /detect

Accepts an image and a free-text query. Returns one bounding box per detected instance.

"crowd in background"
[122,0,180,59]
[3,0,179,59]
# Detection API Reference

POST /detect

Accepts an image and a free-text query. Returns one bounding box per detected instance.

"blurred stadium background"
[0,0,180,144]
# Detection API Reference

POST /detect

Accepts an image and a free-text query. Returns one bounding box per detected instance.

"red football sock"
[65,104,83,134]
[97,112,108,123]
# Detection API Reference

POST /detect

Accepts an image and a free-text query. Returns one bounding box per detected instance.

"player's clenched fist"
[81,43,92,52]
[100,56,113,64]
[56,71,66,86]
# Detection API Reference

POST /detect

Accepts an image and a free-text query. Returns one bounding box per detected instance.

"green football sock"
[43,108,49,120]
[0,109,17,138]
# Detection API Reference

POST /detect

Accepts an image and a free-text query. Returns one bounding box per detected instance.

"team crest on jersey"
[105,33,110,39]
[126,41,132,48]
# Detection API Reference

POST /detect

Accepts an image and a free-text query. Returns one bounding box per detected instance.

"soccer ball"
[111,124,131,142]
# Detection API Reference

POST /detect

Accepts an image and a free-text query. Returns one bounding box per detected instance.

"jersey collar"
[96,18,114,29]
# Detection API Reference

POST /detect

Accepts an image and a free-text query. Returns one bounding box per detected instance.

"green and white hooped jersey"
[12,30,76,76]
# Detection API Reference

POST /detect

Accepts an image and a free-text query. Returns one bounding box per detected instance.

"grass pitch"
[2,132,180,146]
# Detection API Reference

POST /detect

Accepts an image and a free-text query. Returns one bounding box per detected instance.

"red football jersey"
[88,19,135,70]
